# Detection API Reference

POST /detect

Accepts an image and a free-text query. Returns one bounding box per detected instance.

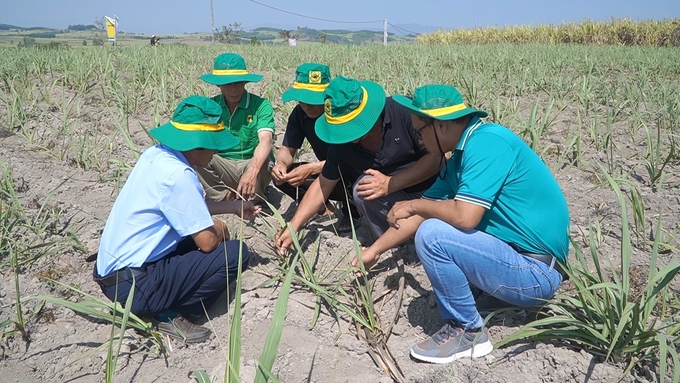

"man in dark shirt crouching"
[275,76,441,256]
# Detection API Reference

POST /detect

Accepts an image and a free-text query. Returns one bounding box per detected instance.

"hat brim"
[200,73,263,86]
[281,88,325,105]
[315,80,386,144]
[150,122,240,152]
[392,94,488,121]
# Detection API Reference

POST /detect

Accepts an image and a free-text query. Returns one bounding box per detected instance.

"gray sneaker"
[410,323,493,364]
[156,315,211,343]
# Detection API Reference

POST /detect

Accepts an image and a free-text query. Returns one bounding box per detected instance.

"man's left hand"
[237,168,258,200]
[355,169,391,200]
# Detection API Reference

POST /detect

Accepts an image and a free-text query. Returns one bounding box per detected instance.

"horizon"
[1,0,679,35]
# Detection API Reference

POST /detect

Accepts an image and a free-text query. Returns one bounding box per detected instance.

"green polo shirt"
[423,118,570,263]
[211,91,275,160]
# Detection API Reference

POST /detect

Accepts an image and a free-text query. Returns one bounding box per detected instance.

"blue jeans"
[414,219,563,329]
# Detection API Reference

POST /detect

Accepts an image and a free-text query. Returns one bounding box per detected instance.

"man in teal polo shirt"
[354,84,569,364]
[196,53,275,204]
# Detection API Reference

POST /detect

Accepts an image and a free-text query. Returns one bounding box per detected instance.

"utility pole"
[383,19,387,46]
[210,0,215,44]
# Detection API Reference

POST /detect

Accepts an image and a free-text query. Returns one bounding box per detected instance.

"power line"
[248,0,383,24]
[387,21,420,36]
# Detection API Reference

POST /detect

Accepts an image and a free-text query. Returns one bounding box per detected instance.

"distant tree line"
[17,36,68,50]
[213,23,398,45]
[24,32,56,38]
[67,24,97,31]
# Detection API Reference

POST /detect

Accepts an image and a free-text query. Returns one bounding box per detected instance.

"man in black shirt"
[275,76,441,255]
[272,63,355,224]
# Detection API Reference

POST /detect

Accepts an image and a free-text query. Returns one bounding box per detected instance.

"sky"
[1,0,679,35]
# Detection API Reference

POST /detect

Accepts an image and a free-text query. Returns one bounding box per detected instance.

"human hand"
[232,200,261,220]
[386,201,415,229]
[351,246,380,273]
[271,163,288,185]
[274,227,293,257]
[237,168,258,200]
[284,163,316,187]
[355,169,391,200]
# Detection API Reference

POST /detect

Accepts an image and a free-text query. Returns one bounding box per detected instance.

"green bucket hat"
[315,76,386,144]
[150,95,240,152]
[199,53,264,86]
[281,63,331,105]
[393,84,488,121]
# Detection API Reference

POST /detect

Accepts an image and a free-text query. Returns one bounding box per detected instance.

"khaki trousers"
[196,155,272,203]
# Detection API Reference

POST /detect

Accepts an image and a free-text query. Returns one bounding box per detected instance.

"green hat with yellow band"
[315,76,386,144]
[200,53,263,86]
[392,84,488,121]
[282,63,331,105]
[150,96,240,152]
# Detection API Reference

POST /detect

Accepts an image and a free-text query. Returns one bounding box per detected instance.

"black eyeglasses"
[413,120,434,140]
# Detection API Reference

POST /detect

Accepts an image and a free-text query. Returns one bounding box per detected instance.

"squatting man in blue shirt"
[93,96,260,343]
[355,84,570,364]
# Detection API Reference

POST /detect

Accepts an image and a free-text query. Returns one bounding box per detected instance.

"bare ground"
[1,86,679,383]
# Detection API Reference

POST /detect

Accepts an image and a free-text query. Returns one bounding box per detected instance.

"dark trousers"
[273,162,355,215]
[352,174,426,242]
[95,237,249,317]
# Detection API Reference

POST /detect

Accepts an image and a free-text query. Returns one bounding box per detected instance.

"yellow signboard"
[105,16,116,41]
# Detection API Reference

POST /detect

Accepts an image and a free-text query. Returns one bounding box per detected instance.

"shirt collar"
[238,91,251,109]
[382,103,392,126]
[160,144,191,166]
[217,90,250,110]
[455,117,483,152]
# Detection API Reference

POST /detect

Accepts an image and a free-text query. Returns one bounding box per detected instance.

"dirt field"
[1,44,679,383]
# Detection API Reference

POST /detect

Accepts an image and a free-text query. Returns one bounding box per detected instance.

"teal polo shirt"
[423,118,570,262]
[212,91,275,160]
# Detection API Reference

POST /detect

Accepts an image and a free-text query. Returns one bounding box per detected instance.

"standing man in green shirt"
[196,53,275,204]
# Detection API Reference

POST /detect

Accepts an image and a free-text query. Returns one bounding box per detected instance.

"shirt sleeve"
[159,168,214,237]
[454,133,516,209]
[255,98,275,134]
[281,107,305,149]
[320,145,342,181]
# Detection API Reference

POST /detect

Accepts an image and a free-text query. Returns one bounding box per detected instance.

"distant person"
[150,35,156,46]
[356,84,569,364]
[275,76,441,255]
[94,96,260,343]
[272,63,358,230]
[196,53,275,207]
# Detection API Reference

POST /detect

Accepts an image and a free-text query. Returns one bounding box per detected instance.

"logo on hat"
[324,99,332,116]
[309,71,322,84]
